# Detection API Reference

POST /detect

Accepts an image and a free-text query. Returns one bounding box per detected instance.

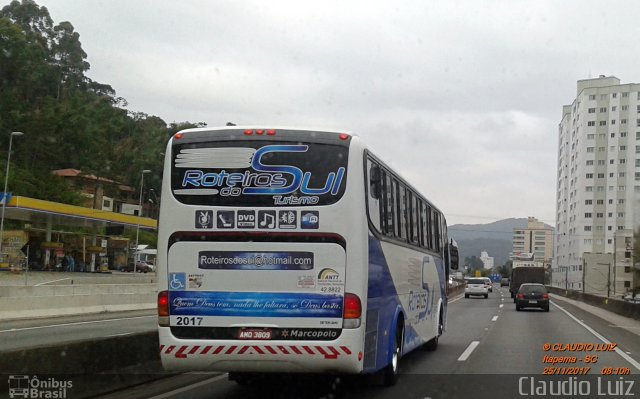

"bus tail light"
[158,290,170,326]
[343,293,361,329]
[243,129,277,136]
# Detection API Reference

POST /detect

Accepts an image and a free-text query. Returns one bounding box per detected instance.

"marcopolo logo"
[178,145,345,197]
[8,375,73,399]
[281,328,340,340]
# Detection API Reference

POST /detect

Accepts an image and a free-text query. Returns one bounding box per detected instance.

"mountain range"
[448,218,554,267]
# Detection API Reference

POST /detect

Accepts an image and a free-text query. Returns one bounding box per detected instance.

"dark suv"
[515,283,549,312]
[119,261,153,273]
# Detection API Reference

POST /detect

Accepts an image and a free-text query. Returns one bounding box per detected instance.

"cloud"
[39,0,640,225]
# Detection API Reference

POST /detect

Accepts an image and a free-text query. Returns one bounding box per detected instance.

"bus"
[157,127,458,385]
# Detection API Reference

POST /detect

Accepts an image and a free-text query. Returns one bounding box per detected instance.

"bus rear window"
[171,141,349,206]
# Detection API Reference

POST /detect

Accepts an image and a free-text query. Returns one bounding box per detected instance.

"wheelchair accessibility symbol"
[169,273,186,290]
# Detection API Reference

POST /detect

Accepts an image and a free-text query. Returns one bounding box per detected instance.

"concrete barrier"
[547,286,640,321]
[448,283,465,298]
[0,284,156,320]
[0,331,171,398]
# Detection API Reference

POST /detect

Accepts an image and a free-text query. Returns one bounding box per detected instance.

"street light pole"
[134,169,151,273]
[607,262,611,298]
[0,132,24,258]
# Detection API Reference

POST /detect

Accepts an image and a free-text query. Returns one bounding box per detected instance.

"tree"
[0,0,203,207]
[464,256,484,270]
[496,260,512,277]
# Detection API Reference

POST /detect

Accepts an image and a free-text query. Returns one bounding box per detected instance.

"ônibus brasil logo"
[8,375,73,398]
[177,145,345,198]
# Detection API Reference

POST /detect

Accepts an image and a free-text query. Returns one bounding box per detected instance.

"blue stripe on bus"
[366,234,402,372]
[365,234,447,373]
[168,291,343,318]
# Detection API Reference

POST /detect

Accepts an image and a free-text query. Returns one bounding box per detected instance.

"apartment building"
[553,75,639,293]
[480,250,494,270]
[512,216,553,263]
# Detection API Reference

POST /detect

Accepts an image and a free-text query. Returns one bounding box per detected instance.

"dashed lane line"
[457,341,480,361]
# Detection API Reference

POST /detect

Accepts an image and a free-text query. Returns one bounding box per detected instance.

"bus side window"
[398,185,407,241]
[410,193,419,245]
[426,204,433,251]
[417,199,424,247]
[385,173,394,238]
[369,162,382,199]
[433,211,441,252]
[367,160,382,231]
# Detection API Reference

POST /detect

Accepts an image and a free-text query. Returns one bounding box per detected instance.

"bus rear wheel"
[383,322,404,386]
[425,309,443,351]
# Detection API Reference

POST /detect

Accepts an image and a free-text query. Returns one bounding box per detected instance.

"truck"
[509,266,545,300]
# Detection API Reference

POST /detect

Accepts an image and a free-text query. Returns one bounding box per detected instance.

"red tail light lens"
[343,293,362,319]
[543,293,549,299]
[244,129,253,135]
[174,133,183,139]
[339,133,349,140]
[516,293,524,299]
[158,290,169,317]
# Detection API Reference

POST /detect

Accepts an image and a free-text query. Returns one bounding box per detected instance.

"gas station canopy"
[2,196,157,231]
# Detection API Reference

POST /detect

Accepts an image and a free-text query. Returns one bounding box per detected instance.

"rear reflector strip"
[161,344,353,360]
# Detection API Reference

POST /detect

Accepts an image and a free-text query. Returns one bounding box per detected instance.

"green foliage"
[0,0,207,204]
[464,256,484,270]
[496,261,512,277]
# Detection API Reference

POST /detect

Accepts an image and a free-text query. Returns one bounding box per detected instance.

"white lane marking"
[35,278,72,286]
[500,298,504,301]
[149,374,228,399]
[0,315,155,333]
[491,316,498,322]
[499,304,504,308]
[608,325,640,330]
[449,295,465,304]
[104,332,135,338]
[552,301,640,371]
[457,341,480,361]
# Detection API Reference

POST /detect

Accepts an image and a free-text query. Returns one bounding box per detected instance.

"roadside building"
[554,75,638,295]
[512,216,554,263]
[51,169,141,215]
[480,250,494,270]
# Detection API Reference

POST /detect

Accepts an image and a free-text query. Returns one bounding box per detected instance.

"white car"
[465,278,489,299]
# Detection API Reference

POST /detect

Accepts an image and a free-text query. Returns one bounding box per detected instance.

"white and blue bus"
[157,127,458,384]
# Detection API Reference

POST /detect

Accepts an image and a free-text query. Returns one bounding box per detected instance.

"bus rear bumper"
[159,327,363,374]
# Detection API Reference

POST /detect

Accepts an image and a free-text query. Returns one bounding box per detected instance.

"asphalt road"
[93,285,640,399]
[0,309,156,352]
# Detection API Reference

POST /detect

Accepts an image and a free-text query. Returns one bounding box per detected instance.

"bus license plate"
[238,329,272,340]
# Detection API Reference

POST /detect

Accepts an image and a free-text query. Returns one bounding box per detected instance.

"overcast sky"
[31,0,640,226]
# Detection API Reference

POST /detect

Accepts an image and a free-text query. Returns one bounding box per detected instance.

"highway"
[91,285,640,399]
[0,309,156,352]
